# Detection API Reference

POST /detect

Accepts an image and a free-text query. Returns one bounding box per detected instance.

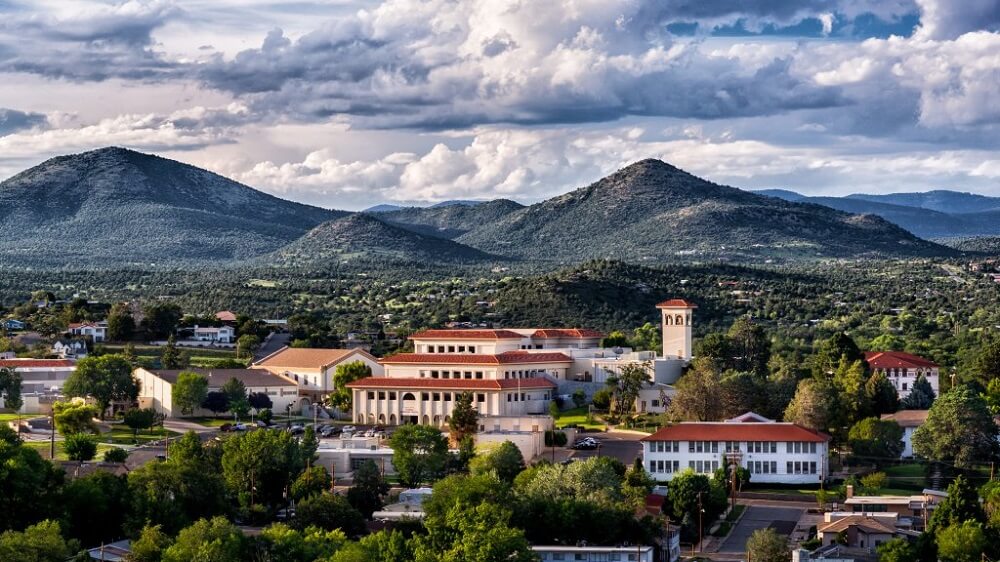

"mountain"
[936,236,1000,254]
[380,199,525,239]
[430,200,491,208]
[847,190,1000,214]
[456,160,953,261]
[365,204,405,213]
[0,147,343,267]
[268,213,498,266]
[759,188,1000,239]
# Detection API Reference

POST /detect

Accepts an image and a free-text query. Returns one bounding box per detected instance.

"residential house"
[880,409,929,458]
[864,351,940,400]
[215,310,238,324]
[2,319,26,331]
[53,338,88,359]
[816,515,900,551]
[641,412,830,484]
[841,485,945,530]
[135,368,299,417]
[254,347,383,405]
[68,321,108,342]
[191,325,235,344]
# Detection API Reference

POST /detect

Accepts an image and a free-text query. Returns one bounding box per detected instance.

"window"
[421,393,429,401]
[657,460,664,472]
[810,461,818,474]
[787,462,793,474]
[469,346,476,353]
[388,392,397,400]
[475,371,484,379]
[458,346,466,352]
[476,393,485,402]
[378,391,385,400]
[444,393,452,402]
[649,460,656,472]
[448,346,455,352]
[810,442,817,454]
[367,391,374,400]
[651,399,660,407]
[433,393,441,401]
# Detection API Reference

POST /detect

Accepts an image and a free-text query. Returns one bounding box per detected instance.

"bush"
[544,431,568,447]
[103,448,129,463]
[592,388,612,410]
[64,433,98,461]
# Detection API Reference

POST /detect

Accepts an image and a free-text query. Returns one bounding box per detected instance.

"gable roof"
[656,299,697,308]
[255,347,371,369]
[215,311,238,322]
[865,351,939,370]
[640,421,829,443]
[142,368,296,387]
[409,329,525,340]
[346,376,556,390]
[381,351,573,365]
[818,515,897,535]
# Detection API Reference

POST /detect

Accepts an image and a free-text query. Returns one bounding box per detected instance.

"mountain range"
[757,189,1000,239]
[0,147,975,269]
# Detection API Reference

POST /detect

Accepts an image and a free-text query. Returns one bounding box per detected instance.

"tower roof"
[656,299,697,309]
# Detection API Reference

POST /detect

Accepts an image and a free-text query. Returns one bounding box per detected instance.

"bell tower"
[656,299,696,361]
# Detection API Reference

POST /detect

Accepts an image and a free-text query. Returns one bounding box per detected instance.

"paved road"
[719,505,804,554]
[255,332,291,361]
[568,431,643,466]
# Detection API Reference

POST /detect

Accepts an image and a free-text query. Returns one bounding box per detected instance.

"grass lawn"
[101,344,243,367]
[24,440,117,461]
[883,463,927,491]
[99,425,179,445]
[554,407,606,431]
[0,413,28,422]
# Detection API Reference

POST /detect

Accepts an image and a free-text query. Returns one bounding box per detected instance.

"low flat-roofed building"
[532,545,657,562]
[135,367,299,417]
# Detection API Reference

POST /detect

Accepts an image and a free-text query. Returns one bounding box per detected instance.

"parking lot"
[567,431,643,466]
[719,505,804,554]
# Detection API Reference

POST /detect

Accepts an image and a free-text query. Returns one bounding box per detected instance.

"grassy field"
[23,440,118,461]
[99,425,179,445]
[101,343,244,367]
[554,407,606,431]
[0,413,26,422]
[883,463,927,491]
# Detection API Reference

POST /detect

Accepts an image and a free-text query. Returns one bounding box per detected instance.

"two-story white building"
[880,409,929,458]
[136,367,300,417]
[191,325,235,344]
[641,412,831,485]
[864,351,940,400]
[68,321,108,342]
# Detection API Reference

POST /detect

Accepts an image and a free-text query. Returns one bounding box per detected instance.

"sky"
[0,0,998,210]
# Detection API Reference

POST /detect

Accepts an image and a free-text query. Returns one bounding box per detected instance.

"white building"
[532,545,657,562]
[254,347,383,405]
[0,358,77,411]
[135,367,299,417]
[641,412,831,485]
[191,325,235,344]
[880,409,928,458]
[864,351,939,399]
[475,415,553,460]
[53,339,88,359]
[68,321,108,342]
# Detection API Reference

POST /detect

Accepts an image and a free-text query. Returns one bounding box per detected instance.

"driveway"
[718,505,804,554]
[567,431,643,466]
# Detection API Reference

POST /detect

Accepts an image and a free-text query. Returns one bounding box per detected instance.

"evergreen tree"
[865,371,899,416]
[913,386,999,469]
[448,392,479,445]
[347,460,389,519]
[902,374,936,409]
[161,335,185,369]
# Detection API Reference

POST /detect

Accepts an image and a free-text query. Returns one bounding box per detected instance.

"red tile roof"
[68,322,104,329]
[409,329,524,340]
[0,359,75,368]
[656,299,697,308]
[345,376,556,390]
[381,351,573,365]
[640,422,829,443]
[531,328,604,339]
[865,351,939,370]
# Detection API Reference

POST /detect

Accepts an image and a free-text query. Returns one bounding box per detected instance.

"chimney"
[846,484,854,499]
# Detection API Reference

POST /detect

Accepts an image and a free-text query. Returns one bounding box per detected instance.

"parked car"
[342,425,357,433]
[571,438,599,450]
[219,423,234,432]
[288,424,305,434]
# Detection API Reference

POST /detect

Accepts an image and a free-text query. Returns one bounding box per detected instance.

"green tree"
[159,336,186,370]
[859,471,887,494]
[631,322,660,353]
[0,434,65,531]
[248,392,272,414]
[812,332,865,378]
[848,417,904,463]
[448,392,479,445]
[64,433,98,461]
[346,459,389,519]
[912,386,999,468]
[220,376,247,406]
[201,392,229,416]
[143,303,183,340]
[865,371,899,416]
[974,339,1000,385]
[389,424,449,487]
[929,475,985,531]
[746,528,788,562]
[696,332,731,367]
[300,426,319,467]
[0,367,23,415]
[52,399,100,435]
[902,374,936,409]
[123,407,158,441]
[623,457,656,508]
[235,334,260,360]
[877,537,916,562]
[172,372,209,416]
[412,502,536,562]
[591,388,612,410]
[107,303,136,342]
[61,470,130,546]
[720,371,763,418]
[609,362,651,419]
[161,517,244,562]
[784,378,834,431]
[63,354,138,418]
[727,315,771,375]
[936,520,987,562]
[831,357,871,434]
[469,441,525,484]
[0,520,74,562]
[667,357,724,421]
[328,361,372,413]
[291,466,332,501]
[255,523,347,562]
[601,330,629,348]
[668,470,723,536]
[571,388,586,408]
[103,447,129,463]
[293,493,366,538]
[221,428,304,509]
[128,524,172,562]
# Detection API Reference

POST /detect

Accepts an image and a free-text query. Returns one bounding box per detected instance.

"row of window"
[421,370,486,380]
[689,460,720,474]
[425,345,478,353]
[506,392,550,401]
[649,460,682,473]
[538,552,640,561]
[647,460,819,476]
[648,440,820,454]
[365,391,488,403]
[747,461,777,474]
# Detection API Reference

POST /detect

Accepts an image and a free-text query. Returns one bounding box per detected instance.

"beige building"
[254,347,383,405]
[136,368,299,417]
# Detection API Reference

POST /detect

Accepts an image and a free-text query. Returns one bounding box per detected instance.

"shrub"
[103,448,129,463]
[544,431,568,447]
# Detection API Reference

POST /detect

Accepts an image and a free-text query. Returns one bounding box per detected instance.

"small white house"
[68,321,108,342]
[641,412,831,485]
[191,325,235,344]
[53,339,88,359]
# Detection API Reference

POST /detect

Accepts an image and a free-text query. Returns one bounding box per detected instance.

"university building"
[641,412,830,485]
[864,351,940,399]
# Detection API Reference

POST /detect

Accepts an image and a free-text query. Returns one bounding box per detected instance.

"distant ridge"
[0,147,342,267]
[380,199,525,239]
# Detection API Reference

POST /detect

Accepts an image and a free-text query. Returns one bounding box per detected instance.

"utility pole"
[49,407,55,460]
[698,491,704,553]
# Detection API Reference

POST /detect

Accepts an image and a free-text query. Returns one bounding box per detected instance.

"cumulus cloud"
[0,108,48,134]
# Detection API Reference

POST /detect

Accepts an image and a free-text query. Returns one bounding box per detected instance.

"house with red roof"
[68,320,108,342]
[865,351,940,399]
[641,412,830,485]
